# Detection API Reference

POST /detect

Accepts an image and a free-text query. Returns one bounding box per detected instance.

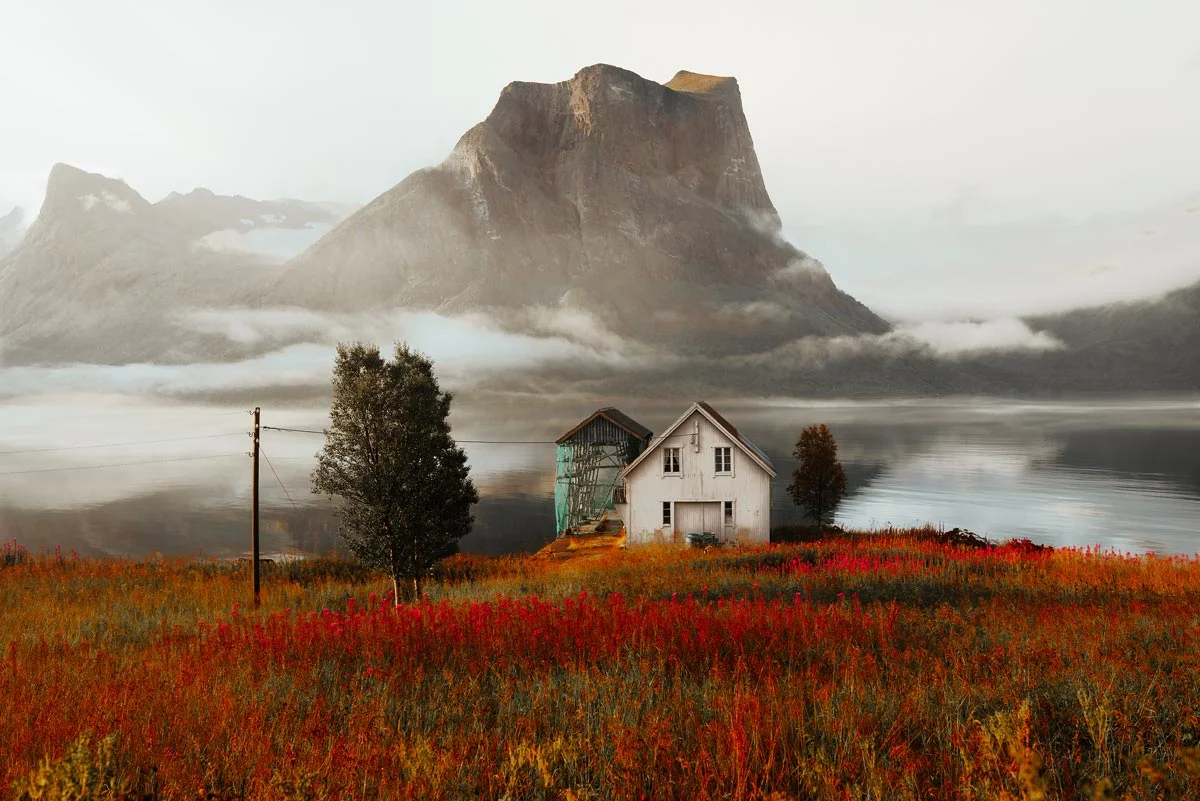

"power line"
[260,445,300,514]
[0,452,243,477]
[0,432,244,457]
[262,425,554,445]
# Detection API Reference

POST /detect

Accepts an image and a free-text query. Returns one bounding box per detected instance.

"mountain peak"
[47,162,124,191]
[471,64,776,221]
[41,163,149,219]
[665,70,740,98]
[571,62,648,85]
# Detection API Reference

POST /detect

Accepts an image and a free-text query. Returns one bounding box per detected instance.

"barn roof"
[620,401,777,478]
[555,407,654,446]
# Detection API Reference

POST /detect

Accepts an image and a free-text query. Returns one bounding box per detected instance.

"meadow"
[1,531,1198,800]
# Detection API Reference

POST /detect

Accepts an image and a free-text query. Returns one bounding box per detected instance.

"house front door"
[674,502,722,538]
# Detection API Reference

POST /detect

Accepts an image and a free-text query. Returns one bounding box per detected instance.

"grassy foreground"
[1,533,1199,800]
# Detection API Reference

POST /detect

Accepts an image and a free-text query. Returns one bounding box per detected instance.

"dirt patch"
[535,533,626,561]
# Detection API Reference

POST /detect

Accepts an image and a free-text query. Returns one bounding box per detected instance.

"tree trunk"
[387,528,401,608]
[413,573,423,601]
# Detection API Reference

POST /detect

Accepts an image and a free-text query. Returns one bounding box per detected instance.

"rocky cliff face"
[273,64,889,355]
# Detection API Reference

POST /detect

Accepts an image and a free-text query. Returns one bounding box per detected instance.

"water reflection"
[1,394,1198,556]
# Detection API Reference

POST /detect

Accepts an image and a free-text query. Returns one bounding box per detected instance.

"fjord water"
[1,394,1197,557]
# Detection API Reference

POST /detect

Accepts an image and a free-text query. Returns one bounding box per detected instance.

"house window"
[662,501,672,526]
[724,501,734,525]
[714,447,732,474]
[662,447,681,475]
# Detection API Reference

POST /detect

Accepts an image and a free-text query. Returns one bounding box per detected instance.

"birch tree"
[312,342,477,603]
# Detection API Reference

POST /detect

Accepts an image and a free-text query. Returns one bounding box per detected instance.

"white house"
[616,402,776,546]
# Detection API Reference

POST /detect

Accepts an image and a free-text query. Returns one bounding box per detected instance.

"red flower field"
[1,532,1198,800]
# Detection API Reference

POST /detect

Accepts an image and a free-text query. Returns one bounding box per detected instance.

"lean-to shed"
[554,408,653,536]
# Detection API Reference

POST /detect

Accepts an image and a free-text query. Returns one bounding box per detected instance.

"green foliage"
[770,522,843,543]
[787,423,848,527]
[11,734,132,801]
[311,342,478,602]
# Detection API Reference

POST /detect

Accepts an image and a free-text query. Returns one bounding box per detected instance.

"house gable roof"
[555,407,654,446]
[619,401,777,478]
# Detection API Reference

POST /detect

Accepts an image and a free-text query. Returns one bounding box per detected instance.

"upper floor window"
[663,447,681,475]
[714,446,732,474]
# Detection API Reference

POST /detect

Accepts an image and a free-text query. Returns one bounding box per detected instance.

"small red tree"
[787,423,848,529]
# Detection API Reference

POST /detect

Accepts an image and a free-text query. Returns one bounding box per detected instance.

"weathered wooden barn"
[616,402,776,545]
[554,408,654,537]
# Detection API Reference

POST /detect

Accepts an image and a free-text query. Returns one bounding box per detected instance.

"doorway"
[674,502,722,538]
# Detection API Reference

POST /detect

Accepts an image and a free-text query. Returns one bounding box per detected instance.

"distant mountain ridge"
[0,164,354,364]
[157,188,354,255]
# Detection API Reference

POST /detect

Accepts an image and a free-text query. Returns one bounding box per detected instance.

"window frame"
[714,446,733,476]
[662,446,681,476]
[723,500,734,526]
[662,501,672,527]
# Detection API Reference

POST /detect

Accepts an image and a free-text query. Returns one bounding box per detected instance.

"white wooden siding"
[623,410,771,545]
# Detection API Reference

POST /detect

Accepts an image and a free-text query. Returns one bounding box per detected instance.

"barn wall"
[624,410,771,546]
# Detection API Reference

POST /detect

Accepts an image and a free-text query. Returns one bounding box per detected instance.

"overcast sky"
[1,0,1198,318]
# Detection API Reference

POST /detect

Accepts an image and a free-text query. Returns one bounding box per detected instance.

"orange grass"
[1,534,1199,800]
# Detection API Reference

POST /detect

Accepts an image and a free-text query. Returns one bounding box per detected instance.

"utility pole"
[251,406,261,607]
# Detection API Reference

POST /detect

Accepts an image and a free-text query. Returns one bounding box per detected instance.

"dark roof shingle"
[555,407,654,445]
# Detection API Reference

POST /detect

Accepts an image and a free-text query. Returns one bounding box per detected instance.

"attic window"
[714,447,732,475]
[663,447,681,475]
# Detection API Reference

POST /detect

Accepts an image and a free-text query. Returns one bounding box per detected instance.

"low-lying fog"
[0,302,1074,405]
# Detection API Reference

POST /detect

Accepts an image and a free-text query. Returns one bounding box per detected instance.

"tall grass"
[2,533,1198,799]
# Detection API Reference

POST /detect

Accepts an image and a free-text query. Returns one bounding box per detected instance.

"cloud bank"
[0,302,1066,404]
[891,319,1063,356]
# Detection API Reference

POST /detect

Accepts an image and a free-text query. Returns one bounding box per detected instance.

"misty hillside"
[0,165,354,365]
[0,165,258,364]
[457,278,1200,400]
[269,64,888,356]
[1002,281,1200,393]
